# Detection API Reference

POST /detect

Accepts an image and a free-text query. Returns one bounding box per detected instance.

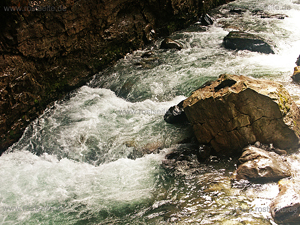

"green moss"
[277,89,291,116]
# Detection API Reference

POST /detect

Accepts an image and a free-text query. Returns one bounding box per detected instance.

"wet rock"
[234,146,291,182]
[201,14,214,26]
[160,38,183,50]
[164,100,188,124]
[162,143,216,175]
[253,141,287,155]
[223,31,274,54]
[144,24,156,42]
[229,8,246,14]
[127,141,163,159]
[141,51,155,58]
[292,66,300,83]
[182,74,300,155]
[134,52,160,69]
[270,179,300,223]
[296,55,300,66]
[252,10,288,20]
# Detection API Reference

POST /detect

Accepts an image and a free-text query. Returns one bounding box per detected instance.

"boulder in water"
[160,38,183,50]
[270,179,300,223]
[164,100,188,124]
[229,8,246,14]
[296,55,300,66]
[233,146,291,182]
[223,31,274,54]
[252,10,288,20]
[182,74,300,155]
[201,14,214,26]
[292,66,300,83]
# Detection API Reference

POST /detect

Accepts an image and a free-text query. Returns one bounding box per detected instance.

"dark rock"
[229,8,246,14]
[162,143,205,175]
[233,146,291,182]
[252,10,288,20]
[182,74,300,155]
[197,144,213,161]
[160,38,183,50]
[270,179,300,223]
[223,31,275,54]
[201,14,214,26]
[292,66,300,83]
[144,24,157,42]
[141,51,155,58]
[296,55,300,66]
[164,100,188,124]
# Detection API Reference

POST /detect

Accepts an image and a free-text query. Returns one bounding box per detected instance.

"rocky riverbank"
[0,0,233,154]
[164,65,300,222]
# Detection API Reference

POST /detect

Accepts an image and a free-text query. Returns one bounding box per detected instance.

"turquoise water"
[1,0,300,224]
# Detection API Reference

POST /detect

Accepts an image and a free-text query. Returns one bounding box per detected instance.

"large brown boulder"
[234,146,291,182]
[183,74,300,155]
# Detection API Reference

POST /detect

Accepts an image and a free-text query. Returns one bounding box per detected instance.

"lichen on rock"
[183,74,300,156]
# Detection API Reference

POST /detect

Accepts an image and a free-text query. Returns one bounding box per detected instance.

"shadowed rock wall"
[0,0,232,153]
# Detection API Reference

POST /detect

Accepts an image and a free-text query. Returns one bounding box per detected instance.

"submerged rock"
[252,10,288,20]
[292,66,300,83]
[164,100,188,124]
[270,179,300,223]
[229,8,246,14]
[223,31,274,54]
[182,74,300,155]
[160,38,183,50]
[234,146,291,182]
[201,14,214,26]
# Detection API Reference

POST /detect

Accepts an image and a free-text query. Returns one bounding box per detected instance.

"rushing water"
[1,0,300,224]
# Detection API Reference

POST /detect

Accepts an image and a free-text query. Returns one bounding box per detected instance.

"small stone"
[292,66,300,83]
[160,38,183,50]
[201,14,214,26]
[296,55,300,66]
[164,100,188,124]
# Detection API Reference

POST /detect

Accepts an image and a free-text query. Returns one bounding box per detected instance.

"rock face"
[182,74,300,155]
[292,66,300,83]
[234,146,291,182]
[0,0,233,154]
[270,179,300,223]
[160,38,183,50]
[223,31,274,54]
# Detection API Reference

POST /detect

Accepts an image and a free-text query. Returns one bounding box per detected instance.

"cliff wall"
[0,0,232,153]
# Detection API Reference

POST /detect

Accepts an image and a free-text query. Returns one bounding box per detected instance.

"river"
[1,0,300,224]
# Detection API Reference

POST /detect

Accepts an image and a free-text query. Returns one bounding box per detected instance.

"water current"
[1,0,300,224]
